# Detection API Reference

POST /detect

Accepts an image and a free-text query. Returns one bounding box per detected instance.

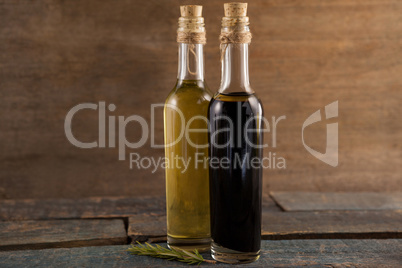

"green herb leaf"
[127,242,216,265]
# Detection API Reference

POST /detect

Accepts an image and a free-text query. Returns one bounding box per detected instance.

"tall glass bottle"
[164,5,212,252]
[208,3,263,264]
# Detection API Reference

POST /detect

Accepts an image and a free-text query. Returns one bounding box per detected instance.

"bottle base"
[167,236,211,252]
[211,242,260,264]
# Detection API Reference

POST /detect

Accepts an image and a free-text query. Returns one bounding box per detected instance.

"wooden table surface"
[0,192,401,267]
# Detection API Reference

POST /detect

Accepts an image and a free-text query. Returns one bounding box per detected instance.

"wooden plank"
[0,196,165,221]
[128,214,167,243]
[0,195,278,221]
[270,192,402,211]
[262,192,283,212]
[128,210,402,242]
[0,219,127,251]
[0,240,401,267]
[0,0,401,201]
[261,210,402,240]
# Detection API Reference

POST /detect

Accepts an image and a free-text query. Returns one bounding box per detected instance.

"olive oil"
[164,5,212,251]
[164,80,212,250]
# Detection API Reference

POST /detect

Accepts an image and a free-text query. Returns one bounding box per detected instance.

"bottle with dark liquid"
[208,3,263,264]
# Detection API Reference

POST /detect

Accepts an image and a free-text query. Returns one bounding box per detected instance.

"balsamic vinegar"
[208,93,263,253]
[208,3,264,264]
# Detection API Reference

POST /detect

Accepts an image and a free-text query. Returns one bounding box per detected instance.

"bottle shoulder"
[209,92,263,116]
[211,92,262,104]
[165,80,213,106]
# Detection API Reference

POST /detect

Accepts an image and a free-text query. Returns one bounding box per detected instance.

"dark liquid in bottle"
[208,92,263,253]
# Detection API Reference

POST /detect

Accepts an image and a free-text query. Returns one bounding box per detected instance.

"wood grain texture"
[0,196,165,221]
[0,240,401,267]
[128,210,402,241]
[0,219,127,251]
[128,214,167,243]
[0,194,279,221]
[271,192,402,211]
[261,210,402,240]
[0,0,401,199]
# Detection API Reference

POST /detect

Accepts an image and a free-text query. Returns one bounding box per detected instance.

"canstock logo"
[302,101,338,167]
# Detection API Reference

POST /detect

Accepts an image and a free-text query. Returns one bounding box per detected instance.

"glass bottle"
[208,3,263,263]
[164,5,212,252]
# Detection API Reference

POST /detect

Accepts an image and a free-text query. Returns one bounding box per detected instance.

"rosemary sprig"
[127,242,216,265]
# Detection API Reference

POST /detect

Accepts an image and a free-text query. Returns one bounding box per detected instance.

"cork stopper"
[177,5,205,39]
[180,5,202,17]
[224,2,247,17]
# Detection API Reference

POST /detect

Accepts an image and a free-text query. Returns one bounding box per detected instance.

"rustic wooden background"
[0,0,401,199]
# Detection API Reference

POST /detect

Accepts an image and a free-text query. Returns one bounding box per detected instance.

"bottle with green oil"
[164,5,212,252]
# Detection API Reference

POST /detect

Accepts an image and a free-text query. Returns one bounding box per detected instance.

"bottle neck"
[177,43,204,81]
[219,43,252,94]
